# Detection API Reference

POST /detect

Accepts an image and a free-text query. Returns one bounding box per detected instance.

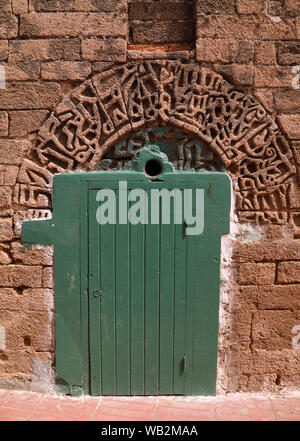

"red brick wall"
[0,0,300,394]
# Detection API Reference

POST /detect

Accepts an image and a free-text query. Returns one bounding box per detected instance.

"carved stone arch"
[16,60,297,225]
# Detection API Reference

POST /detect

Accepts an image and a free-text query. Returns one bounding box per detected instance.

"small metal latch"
[93,289,103,298]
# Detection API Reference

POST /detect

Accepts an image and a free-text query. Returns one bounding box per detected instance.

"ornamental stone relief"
[15,60,297,224]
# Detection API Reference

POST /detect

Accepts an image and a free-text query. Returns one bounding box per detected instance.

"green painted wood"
[115,202,131,395]
[79,182,90,394]
[159,211,175,394]
[130,221,145,395]
[144,197,160,395]
[184,228,196,395]
[173,221,187,394]
[22,152,231,396]
[99,216,116,395]
[88,191,101,395]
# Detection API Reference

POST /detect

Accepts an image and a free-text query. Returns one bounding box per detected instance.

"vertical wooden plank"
[144,189,160,395]
[115,191,130,395]
[80,182,90,394]
[189,175,231,395]
[191,236,222,394]
[100,220,116,395]
[173,222,187,394]
[159,209,175,395]
[184,228,196,395]
[88,190,101,395]
[130,221,145,395]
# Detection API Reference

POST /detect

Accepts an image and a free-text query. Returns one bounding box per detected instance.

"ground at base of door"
[0,389,300,421]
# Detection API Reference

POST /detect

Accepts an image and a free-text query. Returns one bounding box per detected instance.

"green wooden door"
[88,183,190,395]
[22,148,230,396]
[88,174,229,396]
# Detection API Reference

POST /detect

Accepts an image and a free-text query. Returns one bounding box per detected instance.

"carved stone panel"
[16,61,296,223]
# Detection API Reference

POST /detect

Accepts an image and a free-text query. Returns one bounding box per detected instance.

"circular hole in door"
[144,159,162,177]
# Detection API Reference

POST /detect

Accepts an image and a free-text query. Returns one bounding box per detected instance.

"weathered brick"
[292,141,300,164]
[0,1,12,12]
[0,288,54,311]
[42,267,53,289]
[240,349,300,375]
[0,82,62,109]
[73,0,126,12]
[0,111,8,136]
[92,63,116,74]
[41,61,91,81]
[0,165,18,186]
[289,178,300,209]
[241,285,300,310]
[252,310,297,350]
[236,0,264,14]
[0,40,8,60]
[239,262,276,285]
[279,374,300,390]
[82,38,126,62]
[0,351,52,375]
[0,310,53,351]
[274,90,300,113]
[253,89,274,114]
[233,308,252,351]
[20,13,127,38]
[196,0,235,15]
[30,0,73,10]
[0,187,12,208]
[129,2,193,21]
[0,218,13,241]
[257,285,300,310]
[126,49,190,62]
[291,211,300,238]
[254,66,293,88]
[9,39,81,62]
[5,61,40,81]
[284,0,300,18]
[297,16,300,40]
[0,13,18,39]
[12,0,28,14]
[30,0,126,12]
[239,374,278,393]
[131,21,194,44]
[277,42,300,65]
[0,248,12,264]
[235,40,254,64]
[0,265,42,287]
[0,140,29,165]
[10,242,53,266]
[214,64,253,86]
[196,15,295,41]
[278,114,300,140]
[254,41,276,65]
[233,239,300,262]
[9,110,49,137]
[267,0,283,17]
[277,261,300,283]
[196,39,253,64]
